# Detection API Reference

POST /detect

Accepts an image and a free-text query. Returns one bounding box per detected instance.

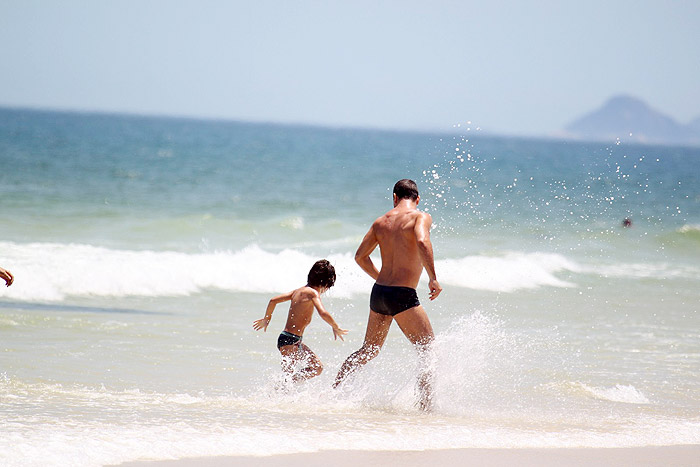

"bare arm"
[415,213,442,300]
[355,224,380,280]
[253,291,293,332]
[312,295,348,341]
[0,267,13,287]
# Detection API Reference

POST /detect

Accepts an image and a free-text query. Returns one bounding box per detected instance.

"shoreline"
[116,445,700,466]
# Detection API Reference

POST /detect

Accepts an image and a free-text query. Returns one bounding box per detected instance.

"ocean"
[1,108,699,466]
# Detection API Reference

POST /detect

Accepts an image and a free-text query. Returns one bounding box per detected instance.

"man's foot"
[417,392,434,412]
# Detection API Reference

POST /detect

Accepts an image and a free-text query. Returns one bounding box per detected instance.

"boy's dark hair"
[307,259,336,289]
[393,179,419,201]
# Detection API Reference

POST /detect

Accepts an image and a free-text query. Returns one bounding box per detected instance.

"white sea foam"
[1,316,697,467]
[678,224,700,234]
[576,383,651,404]
[2,239,695,302]
[279,216,305,230]
[0,241,362,302]
[437,252,579,292]
[586,262,700,281]
[0,242,584,301]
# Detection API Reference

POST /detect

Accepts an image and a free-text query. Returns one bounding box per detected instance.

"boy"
[253,259,347,382]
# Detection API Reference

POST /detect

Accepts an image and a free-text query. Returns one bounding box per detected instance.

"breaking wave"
[0,242,584,301]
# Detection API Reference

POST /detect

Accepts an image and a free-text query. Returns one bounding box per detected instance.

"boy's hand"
[333,326,348,341]
[252,318,269,332]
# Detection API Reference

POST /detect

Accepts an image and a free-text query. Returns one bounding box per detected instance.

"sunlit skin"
[334,187,442,411]
[254,284,347,382]
[0,267,13,287]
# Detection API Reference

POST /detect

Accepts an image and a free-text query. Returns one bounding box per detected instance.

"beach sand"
[117,445,700,467]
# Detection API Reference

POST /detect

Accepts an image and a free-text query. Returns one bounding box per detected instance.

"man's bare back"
[334,179,441,410]
[355,198,441,299]
[374,206,439,291]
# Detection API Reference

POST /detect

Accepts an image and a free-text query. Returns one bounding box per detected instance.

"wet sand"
[117,445,700,466]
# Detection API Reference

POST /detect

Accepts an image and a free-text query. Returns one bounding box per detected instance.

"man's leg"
[333,310,392,388]
[394,305,435,411]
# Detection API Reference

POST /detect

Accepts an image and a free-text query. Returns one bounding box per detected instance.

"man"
[334,179,442,410]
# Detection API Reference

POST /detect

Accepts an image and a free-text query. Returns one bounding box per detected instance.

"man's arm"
[252,291,293,331]
[415,213,442,300]
[355,224,380,280]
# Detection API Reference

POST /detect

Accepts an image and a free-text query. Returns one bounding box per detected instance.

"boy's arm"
[355,223,380,280]
[253,291,293,332]
[311,295,348,341]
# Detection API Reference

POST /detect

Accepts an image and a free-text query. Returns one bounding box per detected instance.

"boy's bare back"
[283,286,320,336]
[253,260,346,342]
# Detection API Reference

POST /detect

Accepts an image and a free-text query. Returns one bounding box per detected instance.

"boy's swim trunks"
[277,330,303,349]
[370,283,420,316]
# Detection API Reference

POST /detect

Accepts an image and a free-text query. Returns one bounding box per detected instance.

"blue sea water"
[0,108,699,466]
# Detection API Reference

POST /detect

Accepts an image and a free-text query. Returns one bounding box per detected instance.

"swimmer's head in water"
[308,259,336,290]
[393,179,419,201]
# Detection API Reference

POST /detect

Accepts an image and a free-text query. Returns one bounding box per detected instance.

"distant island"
[563,95,700,146]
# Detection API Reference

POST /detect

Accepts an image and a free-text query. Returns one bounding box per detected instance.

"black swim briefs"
[370,283,420,316]
[277,331,302,349]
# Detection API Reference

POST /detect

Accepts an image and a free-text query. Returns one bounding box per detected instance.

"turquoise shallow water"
[0,108,699,466]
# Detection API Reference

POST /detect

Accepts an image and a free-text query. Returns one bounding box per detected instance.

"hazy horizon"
[2,1,699,136]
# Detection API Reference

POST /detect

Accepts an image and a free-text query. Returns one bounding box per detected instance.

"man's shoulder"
[416,210,432,221]
[411,210,432,231]
[374,208,430,225]
[405,209,431,223]
[372,212,390,228]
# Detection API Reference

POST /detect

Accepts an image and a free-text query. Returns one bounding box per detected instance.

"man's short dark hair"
[308,259,336,289]
[393,179,419,201]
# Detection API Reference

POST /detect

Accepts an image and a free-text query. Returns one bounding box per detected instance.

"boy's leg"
[333,310,393,388]
[279,345,300,378]
[295,343,323,381]
[280,344,323,382]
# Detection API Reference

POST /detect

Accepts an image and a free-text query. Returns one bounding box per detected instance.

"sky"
[1,0,699,136]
